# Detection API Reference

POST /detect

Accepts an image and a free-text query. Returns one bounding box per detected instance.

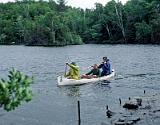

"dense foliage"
[0,68,34,111]
[0,0,159,45]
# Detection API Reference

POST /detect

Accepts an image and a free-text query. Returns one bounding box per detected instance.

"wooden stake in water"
[78,101,81,125]
[119,98,121,105]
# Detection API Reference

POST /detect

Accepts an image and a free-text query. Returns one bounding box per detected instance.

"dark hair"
[103,57,107,60]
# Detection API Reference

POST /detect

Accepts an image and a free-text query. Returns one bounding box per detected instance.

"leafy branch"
[0,68,34,111]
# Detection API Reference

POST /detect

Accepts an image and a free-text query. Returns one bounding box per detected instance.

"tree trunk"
[115,4,126,42]
[103,23,112,41]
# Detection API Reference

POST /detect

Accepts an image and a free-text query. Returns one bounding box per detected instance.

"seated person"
[82,64,101,79]
[98,56,111,76]
[65,62,79,79]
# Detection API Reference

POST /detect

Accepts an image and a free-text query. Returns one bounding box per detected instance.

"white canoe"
[57,69,115,86]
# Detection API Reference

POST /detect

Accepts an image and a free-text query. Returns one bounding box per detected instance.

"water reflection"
[115,72,160,80]
[100,80,111,85]
[58,85,81,97]
[67,86,81,97]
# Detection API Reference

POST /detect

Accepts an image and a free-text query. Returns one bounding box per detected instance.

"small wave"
[115,72,160,80]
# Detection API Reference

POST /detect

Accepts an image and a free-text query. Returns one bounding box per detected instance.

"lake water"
[0,44,160,125]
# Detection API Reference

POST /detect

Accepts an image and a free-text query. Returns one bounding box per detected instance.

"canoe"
[57,69,115,86]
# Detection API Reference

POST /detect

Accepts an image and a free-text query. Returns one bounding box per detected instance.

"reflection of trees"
[67,87,81,97]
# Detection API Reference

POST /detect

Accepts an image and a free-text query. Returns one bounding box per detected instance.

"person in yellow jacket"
[65,62,79,79]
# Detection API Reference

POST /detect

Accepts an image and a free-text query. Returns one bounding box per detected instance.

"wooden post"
[119,98,121,105]
[78,101,81,125]
[106,105,108,110]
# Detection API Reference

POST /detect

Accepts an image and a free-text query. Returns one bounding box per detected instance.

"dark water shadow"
[100,80,111,85]
[0,113,5,117]
[58,85,81,97]
[115,72,160,81]
[67,86,81,97]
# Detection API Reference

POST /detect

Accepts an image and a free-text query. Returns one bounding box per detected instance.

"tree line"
[0,0,159,46]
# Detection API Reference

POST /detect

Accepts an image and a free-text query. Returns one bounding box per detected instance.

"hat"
[71,62,76,66]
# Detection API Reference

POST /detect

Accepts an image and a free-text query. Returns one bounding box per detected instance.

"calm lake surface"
[0,44,160,125]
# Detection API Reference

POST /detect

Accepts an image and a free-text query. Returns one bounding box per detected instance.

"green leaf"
[4,104,11,111]
[0,68,34,111]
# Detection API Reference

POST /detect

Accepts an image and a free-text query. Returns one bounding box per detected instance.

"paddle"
[60,63,67,82]
[82,66,92,70]
[64,63,67,76]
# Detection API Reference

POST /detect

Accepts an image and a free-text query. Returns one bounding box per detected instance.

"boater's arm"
[85,69,93,75]
[68,63,79,71]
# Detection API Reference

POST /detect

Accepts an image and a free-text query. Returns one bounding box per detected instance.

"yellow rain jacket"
[66,63,79,79]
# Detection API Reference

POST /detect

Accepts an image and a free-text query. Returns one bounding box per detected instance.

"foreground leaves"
[0,68,34,111]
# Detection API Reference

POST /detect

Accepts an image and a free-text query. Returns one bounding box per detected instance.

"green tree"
[135,21,152,43]
[0,0,159,45]
[124,0,150,43]
[56,0,67,12]
[149,1,160,43]
[103,0,126,43]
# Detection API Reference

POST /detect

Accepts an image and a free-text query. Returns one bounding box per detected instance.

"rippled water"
[0,44,160,125]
